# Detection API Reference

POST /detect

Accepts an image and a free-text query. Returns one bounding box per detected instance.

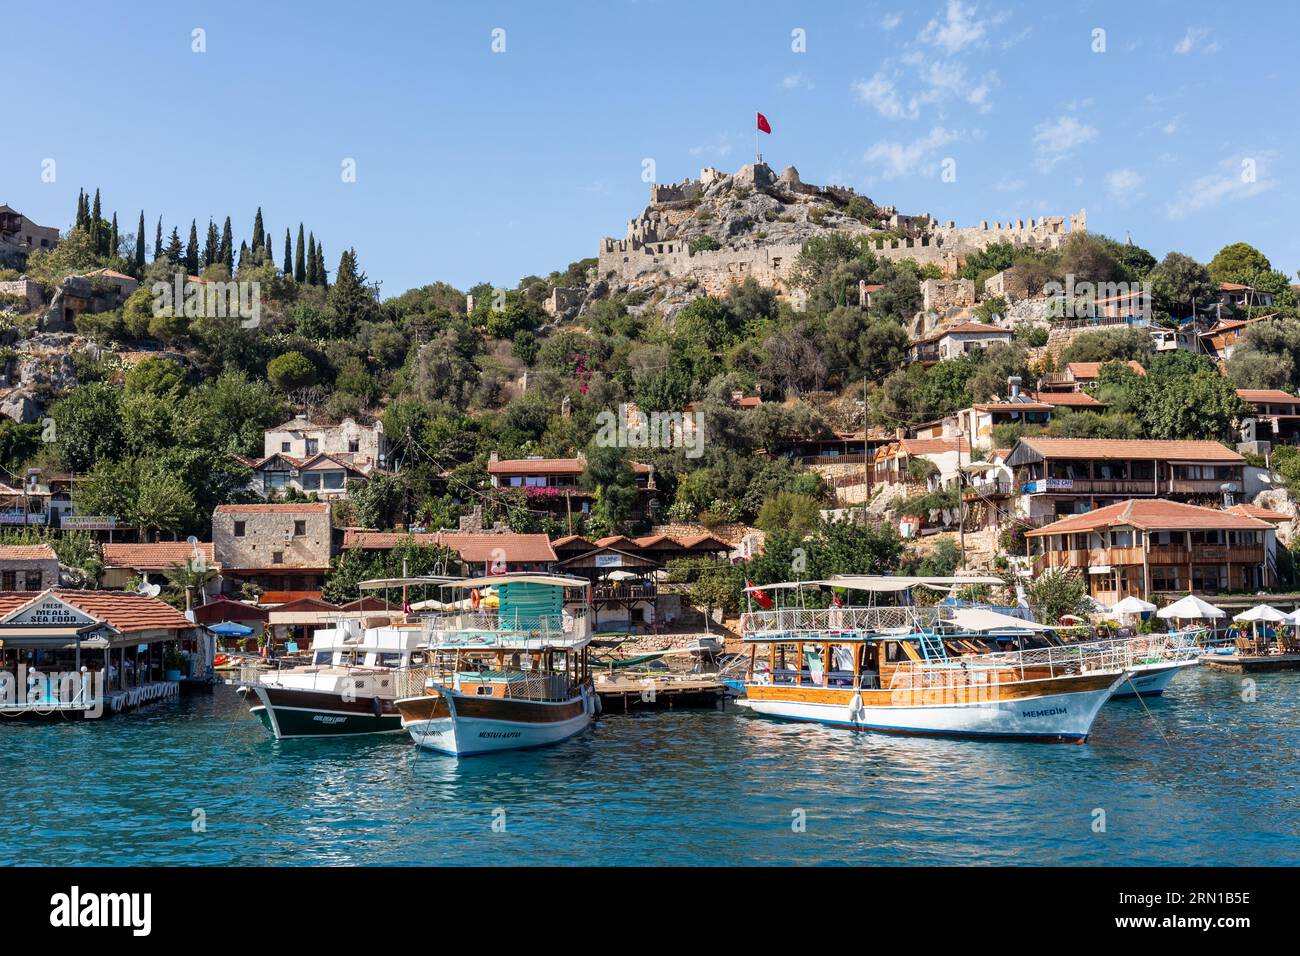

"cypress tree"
[91,189,103,254]
[154,217,163,260]
[265,228,275,263]
[251,207,264,252]
[203,220,218,267]
[306,233,318,285]
[220,217,233,272]
[135,211,146,271]
[164,227,183,265]
[185,220,199,275]
[315,241,327,288]
[75,189,86,230]
[283,229,293,275]
[110,213,119,259]
[294,224,306,282]
[238,240,249,272]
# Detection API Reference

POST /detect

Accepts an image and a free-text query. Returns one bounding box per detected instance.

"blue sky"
[4,0,1296,294]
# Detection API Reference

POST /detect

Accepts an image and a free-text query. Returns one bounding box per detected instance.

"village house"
[1025,499,1275,605]
[1236,388,1300,446]
[1202,315,1276,361]
[1037,360,1146,393]
[1218,282,1274,309]
[872,435,970,489]
[952,376,1053,450]
[0,543,61,592]
[100,542,221,599]
[909,322,1014,364]
[340,530,557,575]
[487,453,656,521]
[1005,437,1247,526]
[0,203,59,268]
[262,415,386,468]
[241,451,373,499]
[213,503,334,603]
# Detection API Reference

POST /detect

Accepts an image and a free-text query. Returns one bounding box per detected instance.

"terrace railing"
[741,605,944,639]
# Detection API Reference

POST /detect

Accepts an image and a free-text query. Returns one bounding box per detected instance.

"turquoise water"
[3,668,1297,866]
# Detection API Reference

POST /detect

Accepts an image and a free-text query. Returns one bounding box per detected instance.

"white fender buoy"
[848,692,863,723]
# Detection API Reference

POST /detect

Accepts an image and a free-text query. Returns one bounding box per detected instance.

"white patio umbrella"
[1111,596,1156,618]
[1156,594,1225,620]
[1234,603,1287,645]
[1232,605,1287,623]
[1286,608,1300,625]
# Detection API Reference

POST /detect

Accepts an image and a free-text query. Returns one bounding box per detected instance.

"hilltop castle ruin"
[596,162,1086,296]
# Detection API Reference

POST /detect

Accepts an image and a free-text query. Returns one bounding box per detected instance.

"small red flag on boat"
[746,579,774,610]
[756,112,771,134]
[831,591,843,607]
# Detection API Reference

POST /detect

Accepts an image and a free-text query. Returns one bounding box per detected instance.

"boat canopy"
[358,576,462,590]
[448,573,590,590]
[945,607,1051,633]
[742,575,1003,595]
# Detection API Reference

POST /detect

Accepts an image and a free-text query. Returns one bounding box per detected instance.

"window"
[293,520,306,536]
[301,473,321,490]
[272,551,284,565]
[323,472,344,490]
[25,571,42,591]
[1,571,14,591]
[281,441,290,452]
[234,521,246,537]
[1192,565,1227,593]
[305,439,319,455]
[348,439,360,453]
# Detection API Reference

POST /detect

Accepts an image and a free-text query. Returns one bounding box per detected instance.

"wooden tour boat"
[394,574,597,757]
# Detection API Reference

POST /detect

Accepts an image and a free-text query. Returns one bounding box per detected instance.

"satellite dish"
[1219,483,1239,493]
[136,582,162,598]
[186,535,198,546]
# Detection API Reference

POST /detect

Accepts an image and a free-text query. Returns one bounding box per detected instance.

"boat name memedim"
[49,886,151,937]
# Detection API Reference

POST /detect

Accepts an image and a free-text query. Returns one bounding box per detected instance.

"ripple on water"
[2,670,1297,865]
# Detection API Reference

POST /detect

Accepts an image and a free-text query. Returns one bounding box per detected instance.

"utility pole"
[861,373,871,525]
[956,429,966,571]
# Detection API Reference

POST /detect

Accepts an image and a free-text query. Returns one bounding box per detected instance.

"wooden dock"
[1200,653,1300,673]
[595,676,729,713]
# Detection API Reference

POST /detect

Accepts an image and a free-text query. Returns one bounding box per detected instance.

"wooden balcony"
[1036,545,1264,570]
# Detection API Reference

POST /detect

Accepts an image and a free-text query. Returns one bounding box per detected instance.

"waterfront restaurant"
[1025,499,1276,606]
[0,589,199,717]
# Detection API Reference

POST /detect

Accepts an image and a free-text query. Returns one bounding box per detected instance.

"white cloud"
[1174,26,1219,55]
[1032,115,1097,172]
[1166,155,1276,220]
[853,73,917,119]
[863,126,961,179]
[689,132,735,159]
[993,177,1025,192]
[1161,115,1181,135]
[1106,169,1143,200]
[881,12,902,30]
[920,0,987,54]
[782,72,815,91]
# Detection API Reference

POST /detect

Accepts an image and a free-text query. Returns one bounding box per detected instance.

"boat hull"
[741,671,1125,742]
[248,685,404,739]
[1110,659,1199,698]
[397,688,594,756]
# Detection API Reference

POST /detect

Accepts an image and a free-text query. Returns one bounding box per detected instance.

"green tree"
[51,382,124,471]
[294,224,306,282]
[1208,242,1271,286]
[267,351,318,392]
[1150,251,1215,317]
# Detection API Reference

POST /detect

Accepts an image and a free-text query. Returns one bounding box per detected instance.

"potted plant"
[163,647,186,681]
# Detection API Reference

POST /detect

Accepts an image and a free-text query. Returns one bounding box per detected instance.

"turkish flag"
[756,112,771,134]
[746,579,774,610]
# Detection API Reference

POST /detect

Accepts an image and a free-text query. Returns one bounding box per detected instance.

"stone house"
[0,543,61,591]
[213,503,334,602]
[910,322,1014,363]
[241,452,373,499]
[0,204,59,268]
[100,542,221,598]
[262,415,386,468]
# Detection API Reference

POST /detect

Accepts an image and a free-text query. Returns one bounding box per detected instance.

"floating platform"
[0,680,180,721]
[1200,653,1300,673]
[595,677,728,713]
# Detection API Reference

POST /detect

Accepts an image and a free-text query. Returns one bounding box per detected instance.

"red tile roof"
[341,531,556,563]
[191,597,269,623]
[1026,499,1274,537]
[972,401,1054,412]
[1236,389,1299,405]
[1066,360,1145,379]
[1029,390,1105,408]
[1224,503,1291,523]
[489,458,652,476]
[103,542,216,571]
[0,544,57,562]
[0,589,193,633]
[1014,437,1243,462]
[940,322,1012,336]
